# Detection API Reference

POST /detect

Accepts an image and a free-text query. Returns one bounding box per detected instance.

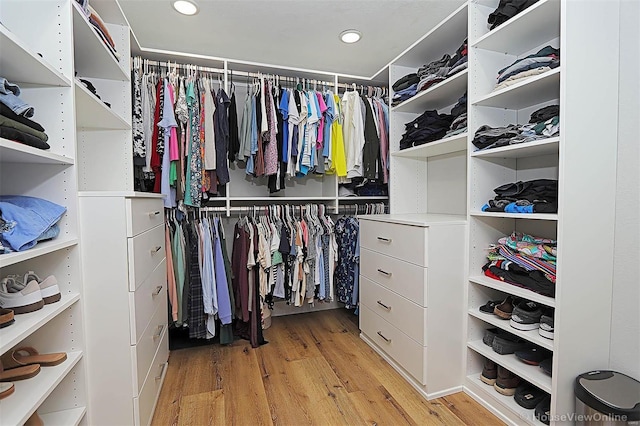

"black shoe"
[479,299,502,315]
[492,332,529,355]
[514,384,547,409]
[539,357,553,376]
[535,395,551,425]
[515,347,551,366]
[480,357,497,385]
[483,328,499,346]
[510,300,543,331]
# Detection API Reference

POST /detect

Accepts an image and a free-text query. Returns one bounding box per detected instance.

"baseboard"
[360,333,461,401]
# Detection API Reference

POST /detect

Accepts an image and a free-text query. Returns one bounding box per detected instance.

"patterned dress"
[334,217,359,307]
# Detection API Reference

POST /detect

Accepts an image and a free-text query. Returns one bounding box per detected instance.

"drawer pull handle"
[377,236,392,243]
[153,325,164,340]
[151,246,162,254]
[377,331,391,343]
[377,269,391,277]
[155,363,166,381]
[153,286,163,296]
[149,211,161,217]
[376,300,391,310]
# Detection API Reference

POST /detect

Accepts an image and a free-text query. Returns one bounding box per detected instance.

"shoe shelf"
[465,374,546,426]
[0,138,75,165]
[0,25,71,88]
[40,407,87,426]
[470,137,559,159]
[71,3,128,81]
[0,293,81,354]
[392,70,468,113]
[470,276,555,309]
[467,340,552,393]
[0,351,82,426]
[0,238,79,269]
[472,68,560,110]
[337,196,389,201]
[74,79,131,130]
[392,132,467,158]
[470,211,558,221]
[472,0,561,55]
[468,309,554,351]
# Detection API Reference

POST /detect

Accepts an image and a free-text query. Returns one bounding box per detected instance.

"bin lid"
[575,370,640,421]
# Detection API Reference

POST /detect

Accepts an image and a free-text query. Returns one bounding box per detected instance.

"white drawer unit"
[80,194,169,426]
[358,215,466,400]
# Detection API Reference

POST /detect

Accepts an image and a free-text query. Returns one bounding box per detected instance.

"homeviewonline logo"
[519,412,630,422]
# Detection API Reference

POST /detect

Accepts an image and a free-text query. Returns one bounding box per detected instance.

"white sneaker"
[0,277,44,314]
[24,271,61,304]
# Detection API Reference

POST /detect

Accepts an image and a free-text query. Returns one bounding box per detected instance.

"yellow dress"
[329,94,347,177]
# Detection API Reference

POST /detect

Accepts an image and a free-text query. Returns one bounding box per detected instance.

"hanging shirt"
[213,217,233,325]
[198,219,218,337]
[159,79,178,208]
[263,80,279,175]
[279,89,290,162]
[331,94,348,177]
[214,89,231,185]
[202,79,216,171]
[238,93,252,163]
[341,91,365,179]
[228,91,240,162]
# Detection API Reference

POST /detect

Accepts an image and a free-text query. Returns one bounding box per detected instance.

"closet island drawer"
[360,248,427,306]
[126,198,165,237]
[132,300,167,394]
[128,223,166,291]
[360,220,428,267]
[134,328,169,426]
[360,276,426,345]
[130,258,167,345]
[360,305,426,385]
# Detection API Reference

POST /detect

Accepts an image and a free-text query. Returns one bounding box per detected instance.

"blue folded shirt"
[0,195,66,252]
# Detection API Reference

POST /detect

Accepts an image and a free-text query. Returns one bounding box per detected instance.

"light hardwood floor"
[152,309,501,426]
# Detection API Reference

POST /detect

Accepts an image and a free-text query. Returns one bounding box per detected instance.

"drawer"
[134,328,169,426]
[130,258,167,345]
[128,224,166,291]
[360,276,426,345]
[132,302,167,395]
[360,248,427,306]
[360,305,426,385]
[359,219,428,267]
[126,198,165,237]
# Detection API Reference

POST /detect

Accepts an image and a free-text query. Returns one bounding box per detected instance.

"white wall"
[609,0,640,380]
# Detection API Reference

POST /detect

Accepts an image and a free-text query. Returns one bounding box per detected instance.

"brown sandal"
[1,346,67,369]
[0,382,15,399]
[0,308,14,328]
[0,360,40,382]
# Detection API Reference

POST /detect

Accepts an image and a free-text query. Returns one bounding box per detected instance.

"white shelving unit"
[392,69,468,113]
[0,1,87,423]
[392,132,467,158]
[74,79,130,130]
[465,1,622,424]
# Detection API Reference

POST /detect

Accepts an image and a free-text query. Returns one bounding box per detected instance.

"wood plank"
[151,351,187,426]
[177,390,225,426]
[347,386,417,426]
[440,392,504,426]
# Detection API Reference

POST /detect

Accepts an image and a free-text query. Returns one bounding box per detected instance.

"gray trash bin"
[575,370,640,425]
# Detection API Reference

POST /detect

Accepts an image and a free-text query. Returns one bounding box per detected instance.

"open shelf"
[393,132,467,158]
[0,293,81,354]
[0,238,78,268]
[0,351,83,426]
[72,3,128,81]
[471,137,559,159]
[229,196,336,202]
[465,375,545,426]
[338,196,389,201]
[472,0,561,56]
[0,25,71,87]
[468,340,552,393]
[471,211,558,221]
[470,276,555,308]
[469,309,554,351]
[0,138,74,165]
[40,407,86,426]
[392,70,467,113]
[74,79,130,130]
[473,68,560,109]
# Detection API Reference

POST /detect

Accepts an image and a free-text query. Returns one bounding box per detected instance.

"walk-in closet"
[0,0,638,425]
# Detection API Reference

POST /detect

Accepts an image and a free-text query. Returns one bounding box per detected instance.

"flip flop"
[0,382,14,399]
[0,308,14,328]
[1,346,67,369]
[0,361,40,382]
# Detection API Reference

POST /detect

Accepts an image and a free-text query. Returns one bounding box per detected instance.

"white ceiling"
[120,0,465,80]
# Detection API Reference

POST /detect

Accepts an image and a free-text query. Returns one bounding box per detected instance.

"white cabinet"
[358,215,466,399]
[79,193,168,426]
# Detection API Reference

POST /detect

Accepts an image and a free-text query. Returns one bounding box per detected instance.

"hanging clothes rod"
[188,202,388,215]
[138,58,225,75]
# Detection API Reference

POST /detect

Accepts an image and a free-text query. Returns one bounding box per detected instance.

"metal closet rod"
[191,202,387,215]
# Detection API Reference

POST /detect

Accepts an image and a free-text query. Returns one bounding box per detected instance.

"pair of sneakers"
[0,272,60,314]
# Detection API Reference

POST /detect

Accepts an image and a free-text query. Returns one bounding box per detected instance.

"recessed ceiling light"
[340,30,361,44]
[172,0,199,15]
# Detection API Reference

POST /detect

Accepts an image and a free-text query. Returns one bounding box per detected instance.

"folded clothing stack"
[74,0,120,61]
[488,0,539,30]
[472,104,559,151]
[391,38,467,106]
[483,231,556,297]
[0,195,66,254]
[445,92,467,137]
[482,178,558,214]
[0,78,50,150]
[399,110,453,150]
[494,46,560,91]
